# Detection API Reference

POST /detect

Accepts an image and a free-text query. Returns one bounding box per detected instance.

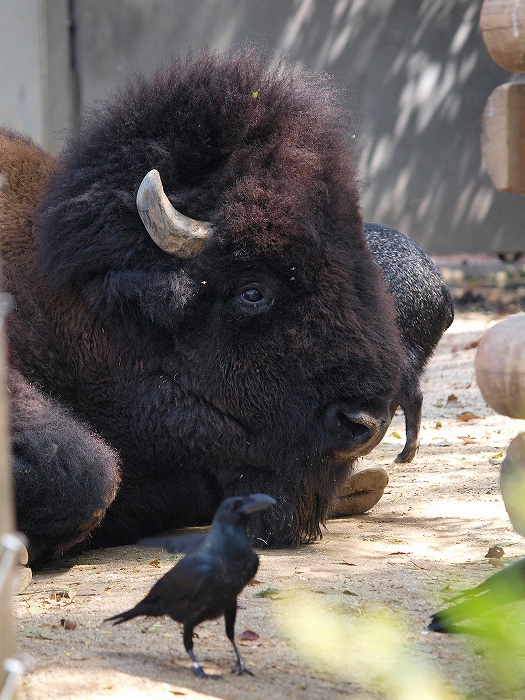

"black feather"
[138,533,207,554]
[106,494,275,678]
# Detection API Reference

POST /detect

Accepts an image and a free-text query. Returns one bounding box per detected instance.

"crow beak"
[240,494,277,516]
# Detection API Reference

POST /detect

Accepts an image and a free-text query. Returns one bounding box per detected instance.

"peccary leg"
[9,369,120,566]
[394,384,423,463]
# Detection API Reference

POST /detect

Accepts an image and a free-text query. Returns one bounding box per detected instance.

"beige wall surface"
[0,0,523,253]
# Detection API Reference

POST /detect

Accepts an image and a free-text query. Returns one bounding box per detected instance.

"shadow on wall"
[271,0,523,255]
[73,0,524,254]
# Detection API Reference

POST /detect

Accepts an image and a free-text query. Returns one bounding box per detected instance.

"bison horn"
[136,169,213,258]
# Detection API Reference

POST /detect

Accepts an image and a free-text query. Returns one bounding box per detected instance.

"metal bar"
[0,294,12,331]
[0,262,15,695]
[0,533,27,599]
[0,658,24,700]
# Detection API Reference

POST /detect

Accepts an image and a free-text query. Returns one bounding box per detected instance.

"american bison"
[0,49,446,565]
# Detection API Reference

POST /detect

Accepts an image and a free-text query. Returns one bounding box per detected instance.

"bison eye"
[242,288,263,303]
[234,283,273,315]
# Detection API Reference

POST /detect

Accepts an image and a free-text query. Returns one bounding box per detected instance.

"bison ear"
[136,169,213,259]
[81,268,197,332]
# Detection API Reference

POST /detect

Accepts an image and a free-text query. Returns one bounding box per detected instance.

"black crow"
[106,493,275,678]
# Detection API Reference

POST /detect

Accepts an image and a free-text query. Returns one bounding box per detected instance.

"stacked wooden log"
[477,6,525,516]
[481,0,525,193]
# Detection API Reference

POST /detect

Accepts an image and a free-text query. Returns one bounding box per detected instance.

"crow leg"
[183,622,220,679]
[225,602,253,676]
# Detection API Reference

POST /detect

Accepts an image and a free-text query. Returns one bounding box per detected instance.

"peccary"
[363,223,454,463]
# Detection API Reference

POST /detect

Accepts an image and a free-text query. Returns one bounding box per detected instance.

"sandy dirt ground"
[11,308,525,700]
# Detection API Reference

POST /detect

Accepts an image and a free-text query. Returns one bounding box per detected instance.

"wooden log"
[475,313,525,418]
[500,432,525,538]
[481,0,525,72]
[481,82,525,193]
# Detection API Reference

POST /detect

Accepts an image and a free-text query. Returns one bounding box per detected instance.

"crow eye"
[234,283,273,315]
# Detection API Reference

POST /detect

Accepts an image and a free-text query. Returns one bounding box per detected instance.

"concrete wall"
[0,0,76,153]
[0,0,523,253]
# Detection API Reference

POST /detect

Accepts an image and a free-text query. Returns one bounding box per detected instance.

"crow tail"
[105,604,147,625]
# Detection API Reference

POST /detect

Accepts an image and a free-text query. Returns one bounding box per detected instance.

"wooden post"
[480,0,525,193]
[481,82,525,193]
[0,290,16,697]
[481,0,525,72]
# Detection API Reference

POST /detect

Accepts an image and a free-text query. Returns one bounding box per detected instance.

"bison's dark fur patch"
[1,50,403,564]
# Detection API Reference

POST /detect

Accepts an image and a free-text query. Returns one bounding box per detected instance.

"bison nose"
[325,405,389,456]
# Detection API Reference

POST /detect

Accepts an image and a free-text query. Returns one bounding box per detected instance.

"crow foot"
[232,661,254,676]
[191,663,221,680]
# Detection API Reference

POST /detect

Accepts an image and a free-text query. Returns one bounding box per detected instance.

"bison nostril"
[325,405,387,454]
[336,411,375,445]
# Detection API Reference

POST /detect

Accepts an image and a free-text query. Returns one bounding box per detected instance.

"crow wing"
[138,532,208,554]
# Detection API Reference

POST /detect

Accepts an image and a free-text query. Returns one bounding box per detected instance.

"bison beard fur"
[0,49,405,565]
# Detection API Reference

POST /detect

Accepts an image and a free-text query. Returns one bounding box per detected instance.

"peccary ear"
[81,268,197,330]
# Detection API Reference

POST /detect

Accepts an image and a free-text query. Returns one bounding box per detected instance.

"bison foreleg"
[9,370,120,566]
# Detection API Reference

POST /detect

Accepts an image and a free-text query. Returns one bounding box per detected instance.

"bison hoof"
[330,464,388,517]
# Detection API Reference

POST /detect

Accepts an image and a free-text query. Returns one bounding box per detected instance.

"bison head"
[30,49,401,547]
